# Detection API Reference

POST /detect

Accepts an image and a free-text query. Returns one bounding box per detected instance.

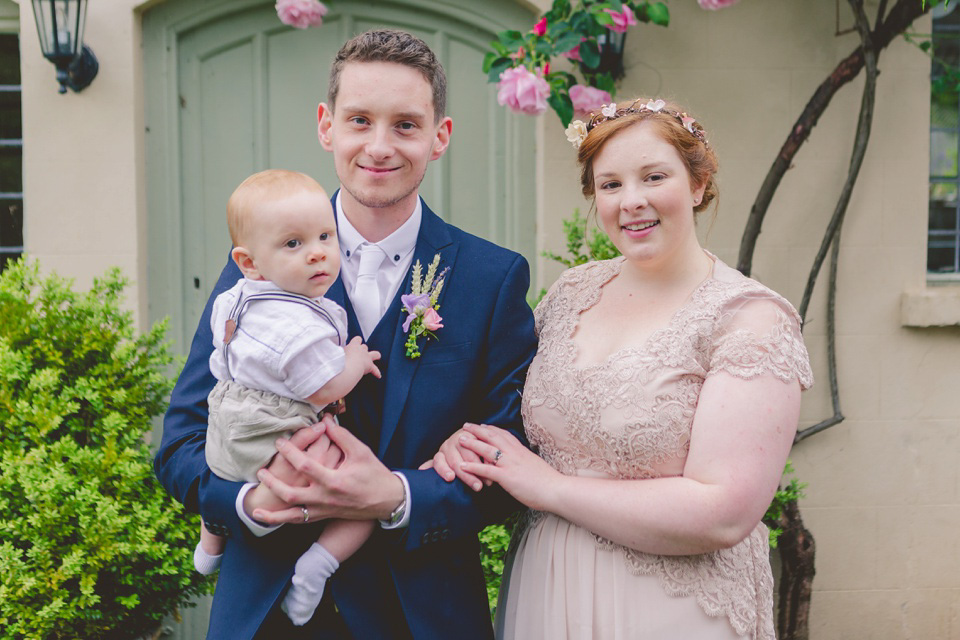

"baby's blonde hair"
[227,169,328,246]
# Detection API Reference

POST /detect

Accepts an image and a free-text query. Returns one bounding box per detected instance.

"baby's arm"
[306,337,381,408]
[316,518,376,563]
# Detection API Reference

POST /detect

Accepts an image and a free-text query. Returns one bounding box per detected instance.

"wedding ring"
[300,505,309,523]
[493,449,503,465]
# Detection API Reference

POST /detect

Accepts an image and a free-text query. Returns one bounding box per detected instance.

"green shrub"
[0,258,212,639]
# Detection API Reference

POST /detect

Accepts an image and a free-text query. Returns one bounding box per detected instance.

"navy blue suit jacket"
[154,199,537,639]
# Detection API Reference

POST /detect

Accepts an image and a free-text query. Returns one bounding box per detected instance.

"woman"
[426,98,813,639]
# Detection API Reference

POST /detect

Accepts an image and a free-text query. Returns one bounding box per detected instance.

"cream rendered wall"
[534,1,959,637]
[19,0,149,322]
[16,0,959,636]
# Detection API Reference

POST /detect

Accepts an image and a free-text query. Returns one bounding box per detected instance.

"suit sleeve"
[153,256,250,537]
[393,253,537,551]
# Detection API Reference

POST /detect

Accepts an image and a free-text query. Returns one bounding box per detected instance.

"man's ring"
[300,505,309,523]
[493,449,503,465]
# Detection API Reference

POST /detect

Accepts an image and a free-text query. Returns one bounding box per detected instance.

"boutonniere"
[401,254,449,359]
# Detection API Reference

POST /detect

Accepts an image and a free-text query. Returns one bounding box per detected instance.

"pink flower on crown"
[569,84,613,117]
[601,103,617,118]
[275,0,328,29]
[681,116,697,134]
[497,66,549,115]
[697,0,741,9]
[604,7,637,33]
[532,17,548,36]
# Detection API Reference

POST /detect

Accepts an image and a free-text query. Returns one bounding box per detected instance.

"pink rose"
[604,7,637,33]
[697,0,741,8]
[423,308,443,331]
[276,0,328,29]
[497,66,550,116]
[532,17,547,36]
[569,84,612,117]
[563,37,588,62]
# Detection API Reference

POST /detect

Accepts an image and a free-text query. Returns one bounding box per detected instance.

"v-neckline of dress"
[566,255,717,372]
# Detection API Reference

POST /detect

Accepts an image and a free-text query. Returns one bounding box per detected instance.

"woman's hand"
[457,423,563,512]
[418,427,489,491]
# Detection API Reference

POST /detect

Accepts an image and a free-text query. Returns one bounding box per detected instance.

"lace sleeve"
[708,292,814,390]
[533,273,564,337]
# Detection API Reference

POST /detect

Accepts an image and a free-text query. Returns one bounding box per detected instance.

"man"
[155,29,537,639]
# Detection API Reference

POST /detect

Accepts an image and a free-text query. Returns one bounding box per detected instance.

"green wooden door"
[143,1,535,636]
[145,0,537,359]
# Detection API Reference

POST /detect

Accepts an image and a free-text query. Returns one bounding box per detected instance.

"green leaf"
[920,40,933,52]
[482,52,498,74]
[553,31,584,55]
[534,38,554,55]
[548,91,575,127]
[498,29,525,49]
[579,39,601,69]
[490,40,510,57]
[593,11,615,27]
[594,72,616,95]
[487,58,513,83]
[647,2,670,26]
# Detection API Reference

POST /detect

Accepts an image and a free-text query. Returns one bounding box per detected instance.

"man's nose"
[365,125,394,161]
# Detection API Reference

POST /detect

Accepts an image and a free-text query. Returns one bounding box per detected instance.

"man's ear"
[430,116,453,161]
[231,246,262,280]
[317,103,334,151]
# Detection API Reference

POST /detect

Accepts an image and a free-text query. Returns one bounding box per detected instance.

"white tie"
[353,244,386,338]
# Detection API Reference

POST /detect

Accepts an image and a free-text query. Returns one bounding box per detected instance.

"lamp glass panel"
[32,0,83,59]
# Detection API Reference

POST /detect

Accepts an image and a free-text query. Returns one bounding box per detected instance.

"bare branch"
[737,0,931,277]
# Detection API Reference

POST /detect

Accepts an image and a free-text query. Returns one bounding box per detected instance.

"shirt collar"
[335,191,421,263]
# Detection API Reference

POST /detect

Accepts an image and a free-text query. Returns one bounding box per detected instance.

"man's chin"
[345,186,419,211]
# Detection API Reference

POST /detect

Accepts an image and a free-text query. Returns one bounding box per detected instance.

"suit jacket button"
[422,532,431,545]
[441,529,450,540]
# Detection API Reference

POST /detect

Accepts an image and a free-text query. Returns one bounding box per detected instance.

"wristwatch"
[385,490,407,527]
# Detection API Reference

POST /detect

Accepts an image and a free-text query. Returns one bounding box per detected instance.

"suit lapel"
[378,202,457,458]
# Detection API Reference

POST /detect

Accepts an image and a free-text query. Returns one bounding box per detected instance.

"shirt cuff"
[236,482,283,537]
[379,471,411,530]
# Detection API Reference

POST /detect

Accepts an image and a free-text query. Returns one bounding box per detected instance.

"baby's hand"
[344,336,382,379]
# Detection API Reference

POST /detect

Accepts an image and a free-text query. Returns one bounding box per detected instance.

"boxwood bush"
[0,259,212,639]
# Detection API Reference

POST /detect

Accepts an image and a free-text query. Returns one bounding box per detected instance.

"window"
[930,6,960,276]
[0,33,20,271]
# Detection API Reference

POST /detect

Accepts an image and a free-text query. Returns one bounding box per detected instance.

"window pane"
[0,147,21,192]
[0,35,18,86]
[928,244,959,273]
[930,130,958,178]
[0,92,21,140]
[930,183,959,231]
[0,198,21,247]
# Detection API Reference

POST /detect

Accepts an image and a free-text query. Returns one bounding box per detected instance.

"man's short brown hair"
[328,29,447,121]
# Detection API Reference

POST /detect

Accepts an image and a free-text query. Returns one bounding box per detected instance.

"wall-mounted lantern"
[596,32,627,82]
[31,0,98,94]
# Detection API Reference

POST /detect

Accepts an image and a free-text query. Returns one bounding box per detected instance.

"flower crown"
[564,98,708,150]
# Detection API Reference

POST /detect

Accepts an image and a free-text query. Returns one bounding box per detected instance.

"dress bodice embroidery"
[520,256,813,639]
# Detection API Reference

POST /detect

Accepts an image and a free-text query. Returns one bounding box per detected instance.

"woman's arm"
[460,370,800,556]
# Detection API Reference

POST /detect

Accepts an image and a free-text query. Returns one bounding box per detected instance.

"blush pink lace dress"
[495,256,813,640]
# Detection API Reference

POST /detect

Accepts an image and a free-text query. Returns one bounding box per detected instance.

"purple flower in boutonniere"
[402,254,449,359]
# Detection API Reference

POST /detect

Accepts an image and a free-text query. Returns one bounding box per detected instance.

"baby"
[194,169,380,625]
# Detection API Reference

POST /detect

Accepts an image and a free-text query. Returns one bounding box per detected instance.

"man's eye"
[350,116,369,126]
[397,122,416,130]
[285,239,301,249]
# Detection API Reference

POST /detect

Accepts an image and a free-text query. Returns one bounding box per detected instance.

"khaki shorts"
[205,379,319,482]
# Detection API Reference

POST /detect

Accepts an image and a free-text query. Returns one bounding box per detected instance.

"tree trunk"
[774,500,816,640]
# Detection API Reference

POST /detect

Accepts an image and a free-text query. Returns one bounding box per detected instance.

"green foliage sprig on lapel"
[0,258,212,639]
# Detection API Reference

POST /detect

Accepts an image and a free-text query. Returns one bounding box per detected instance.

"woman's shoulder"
[708,257,803,324]
[556,256,624,289]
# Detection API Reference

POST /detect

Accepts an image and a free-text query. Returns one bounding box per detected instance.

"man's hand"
[241,420,344,518]
[252,416,403,524]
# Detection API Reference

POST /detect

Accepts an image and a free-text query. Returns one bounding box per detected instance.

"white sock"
[193,541,223,575]
[281,543,340,626]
